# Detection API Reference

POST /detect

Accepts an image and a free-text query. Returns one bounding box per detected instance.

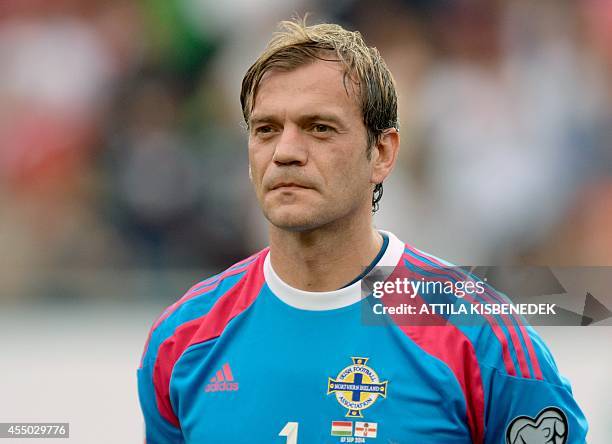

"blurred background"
[0,0,610,442]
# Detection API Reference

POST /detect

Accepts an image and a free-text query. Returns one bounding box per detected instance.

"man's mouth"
[271,182,311,190]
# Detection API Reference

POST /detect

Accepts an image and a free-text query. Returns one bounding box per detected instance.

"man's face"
[248,60,374,232]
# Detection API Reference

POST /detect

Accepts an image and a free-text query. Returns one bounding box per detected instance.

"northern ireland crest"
[327,357,388,418]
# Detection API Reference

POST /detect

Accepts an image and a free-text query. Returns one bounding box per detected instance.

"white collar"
[263,230,404,311]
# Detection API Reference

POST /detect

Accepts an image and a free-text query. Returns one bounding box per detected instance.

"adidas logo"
[205,363,239,392]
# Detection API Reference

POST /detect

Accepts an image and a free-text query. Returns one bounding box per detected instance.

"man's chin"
[264,207,327,232]
[267,218,320,233]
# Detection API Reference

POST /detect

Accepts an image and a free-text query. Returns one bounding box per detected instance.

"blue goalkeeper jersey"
[138,231,588,443]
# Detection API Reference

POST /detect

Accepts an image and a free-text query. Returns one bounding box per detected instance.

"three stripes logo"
[205,362,239,392]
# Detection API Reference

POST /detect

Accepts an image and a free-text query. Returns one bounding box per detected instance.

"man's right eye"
[254,126,274,134]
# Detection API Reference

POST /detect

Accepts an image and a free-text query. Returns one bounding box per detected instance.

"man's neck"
[268,215,383,292]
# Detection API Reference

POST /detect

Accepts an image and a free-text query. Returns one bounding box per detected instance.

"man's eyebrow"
[249,115,280,126]
[249,113,347,128]
[297,113,346,126]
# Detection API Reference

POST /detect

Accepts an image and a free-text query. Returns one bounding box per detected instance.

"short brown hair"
[240,18,398,212]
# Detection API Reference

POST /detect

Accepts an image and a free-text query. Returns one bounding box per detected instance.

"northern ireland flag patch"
[354,422,377,438]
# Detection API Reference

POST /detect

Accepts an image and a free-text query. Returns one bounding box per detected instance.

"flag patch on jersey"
[355,422,378,438]
[331,421,353,436]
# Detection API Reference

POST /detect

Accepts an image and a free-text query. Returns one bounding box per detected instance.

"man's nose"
[272,125,308,166]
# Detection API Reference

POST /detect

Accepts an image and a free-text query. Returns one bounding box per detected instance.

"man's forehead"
[251,60,360,120]
[258,61,348,93]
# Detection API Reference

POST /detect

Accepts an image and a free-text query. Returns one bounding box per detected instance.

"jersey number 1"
[279,422,299,444]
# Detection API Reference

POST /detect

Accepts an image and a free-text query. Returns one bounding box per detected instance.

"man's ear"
[370,128,400,185]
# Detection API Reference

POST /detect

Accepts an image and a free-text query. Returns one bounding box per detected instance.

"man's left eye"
[312,124,331,133]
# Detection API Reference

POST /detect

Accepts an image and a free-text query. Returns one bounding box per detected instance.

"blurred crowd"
[1,0,611,304]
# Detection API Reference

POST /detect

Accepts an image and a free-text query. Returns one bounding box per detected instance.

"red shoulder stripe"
[139,249,267,369]
[404,244,542,380]
[401,251,519,377]
[152,252,266,426]
[186,250,263,294]
[383,263,485,444]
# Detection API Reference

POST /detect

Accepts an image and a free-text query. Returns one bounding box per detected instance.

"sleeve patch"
[505,406,568,444]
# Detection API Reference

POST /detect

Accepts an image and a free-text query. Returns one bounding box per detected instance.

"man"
[138,19,588,443]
